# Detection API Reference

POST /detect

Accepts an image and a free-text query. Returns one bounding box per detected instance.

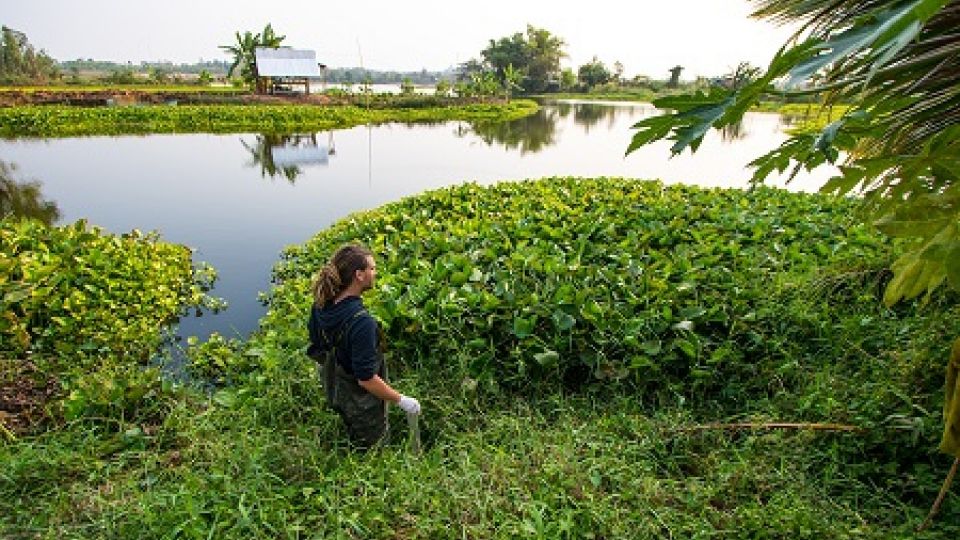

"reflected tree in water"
[457,108,560,154]
[241,132,333,183]
[572,103,620,133]
[0,161,59,225]
[720,120,748,142]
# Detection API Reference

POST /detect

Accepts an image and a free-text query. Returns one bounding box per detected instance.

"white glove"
[397,395,421,415]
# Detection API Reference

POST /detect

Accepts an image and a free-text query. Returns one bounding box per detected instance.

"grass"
[3,385,956,539]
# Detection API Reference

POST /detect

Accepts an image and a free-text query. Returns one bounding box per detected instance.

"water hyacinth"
[264,177,889,394]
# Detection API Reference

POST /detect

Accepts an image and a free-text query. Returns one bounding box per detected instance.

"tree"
[219,23,285,90]
[400,77,415,96]
[728,61,761,90]
[578,56,611,89]
[149,67,169,84]
[667,65,683,88]
[456,58,487,83]
[626,0,960,462]
[560,68,577,91]
[613,61,625,84]
[480,25,566,93]
[435,79,452,97]
[0,26,58,83]
[524,25,566,92]
[502,63,523,102]
[481,32,529,83]
[471,71,500,101]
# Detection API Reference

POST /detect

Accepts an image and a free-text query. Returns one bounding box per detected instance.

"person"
[307,243,420,448]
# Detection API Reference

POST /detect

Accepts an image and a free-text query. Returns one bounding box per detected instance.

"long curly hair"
[311,244,373,307]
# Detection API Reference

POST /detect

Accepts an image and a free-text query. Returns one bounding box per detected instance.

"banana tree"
[219,23,286,91]
[502,63,523,102]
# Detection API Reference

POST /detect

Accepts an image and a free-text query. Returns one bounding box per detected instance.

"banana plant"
[502,63,524,102]
[219,23,286,89]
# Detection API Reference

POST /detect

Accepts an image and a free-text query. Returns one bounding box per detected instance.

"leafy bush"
[0,219,214,368]
[265,178,890,394]
[0,219,220,424]
[184,332,263,383]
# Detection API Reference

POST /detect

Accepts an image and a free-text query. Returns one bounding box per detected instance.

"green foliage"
[219,23,285,89]
[577,56,612,89]
[628,1,958,305]
[625,0,960,455]
[61,364,168,422]
[197,70,213,86]
[184,332,259,383]
[480,25,566,93]
[0,219,215,368]
[2,178,959,537]
[101,69,137,85]
[266,178,887,393]
[560,68,577,91]
[434,79,451,97]
[0,100,540,138]
[148,67,169,85]
[399,78,415,96]
[0,26,58,84]
[0,219,217,425]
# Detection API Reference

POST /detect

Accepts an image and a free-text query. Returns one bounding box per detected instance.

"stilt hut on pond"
[254,47,326,95]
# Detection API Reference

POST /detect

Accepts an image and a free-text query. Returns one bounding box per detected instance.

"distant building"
[254,47,327,95]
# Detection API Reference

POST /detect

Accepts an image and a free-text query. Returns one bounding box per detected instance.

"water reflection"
[240,132,336,183]
[571,103,621,132]
[720,121,748,143]
[0,160,60,224]
[461,101,646,153]
[459,108,560,154]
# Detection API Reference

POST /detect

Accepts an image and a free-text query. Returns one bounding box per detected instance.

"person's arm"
[357,375,401,403]
[350,316,420,414]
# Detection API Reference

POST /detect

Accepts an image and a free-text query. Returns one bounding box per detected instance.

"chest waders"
[319,311,389,449]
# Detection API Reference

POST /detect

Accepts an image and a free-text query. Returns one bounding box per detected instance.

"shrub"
[265,178,891,394]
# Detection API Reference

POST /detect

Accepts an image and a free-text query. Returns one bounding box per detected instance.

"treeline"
[325,67,448,85]
[59,58,231,75]
[0,25,58,84]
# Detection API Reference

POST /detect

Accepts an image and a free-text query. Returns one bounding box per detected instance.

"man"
[307,244,420,448]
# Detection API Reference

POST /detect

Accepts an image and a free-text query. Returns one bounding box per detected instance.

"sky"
[4,0,801,79]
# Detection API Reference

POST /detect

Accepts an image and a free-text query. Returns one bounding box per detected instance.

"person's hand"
[398,395,421,415]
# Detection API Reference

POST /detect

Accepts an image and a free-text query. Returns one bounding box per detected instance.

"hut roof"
[255,47,322,77]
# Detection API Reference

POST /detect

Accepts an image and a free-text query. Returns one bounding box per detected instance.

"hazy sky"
[4,0,800,78]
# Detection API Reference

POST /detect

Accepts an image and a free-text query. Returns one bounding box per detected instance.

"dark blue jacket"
[307,296,380,381]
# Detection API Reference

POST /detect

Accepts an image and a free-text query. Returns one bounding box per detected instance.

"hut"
[254,47,326,95]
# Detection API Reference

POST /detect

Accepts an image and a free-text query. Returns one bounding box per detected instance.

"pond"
[0,100,837,343]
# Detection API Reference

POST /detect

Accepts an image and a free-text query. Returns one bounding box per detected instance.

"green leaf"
[674,338,697,359]
[512,316,536,338]
[533,350,559,367]
[551,310,576,331]
[3,284,32,303]
[946,244,960,291]
[874,213,951,238]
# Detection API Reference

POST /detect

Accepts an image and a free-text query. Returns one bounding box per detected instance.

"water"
[0,100,837,341]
